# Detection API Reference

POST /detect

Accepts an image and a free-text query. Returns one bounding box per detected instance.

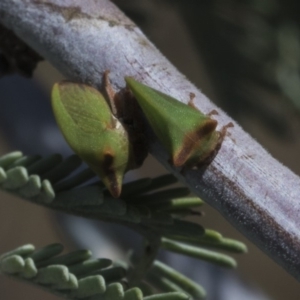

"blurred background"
[0,0,300,299]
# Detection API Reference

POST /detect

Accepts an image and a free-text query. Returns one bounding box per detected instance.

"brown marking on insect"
[173,119,218,167]
[102,71,148,171]
[118,86,148,169]
[178,120,234,171]
[102,70,118,115]
[195,121,234,168]
[101,150,121,198]
[190,133,222,170]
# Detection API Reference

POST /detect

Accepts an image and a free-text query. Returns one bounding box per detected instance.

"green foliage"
[0,151,247,299]
[0,243,190,300]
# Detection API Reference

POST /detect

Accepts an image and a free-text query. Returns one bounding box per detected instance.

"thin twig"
[128,233,161,287]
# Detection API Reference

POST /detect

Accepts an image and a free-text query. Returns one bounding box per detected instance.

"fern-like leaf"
[0,151,247,299]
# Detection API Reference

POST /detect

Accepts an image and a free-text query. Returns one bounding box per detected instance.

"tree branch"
[1,0,300,280]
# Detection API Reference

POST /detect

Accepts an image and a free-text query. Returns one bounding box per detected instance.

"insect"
[52,74,226,198]
[52,82,133,198]
[125,77,225,169]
